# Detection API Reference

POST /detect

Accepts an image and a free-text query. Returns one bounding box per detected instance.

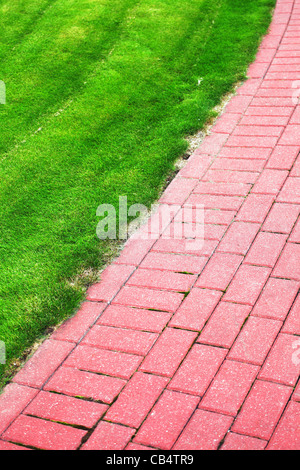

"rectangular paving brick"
[51,301,106,343]
[198,132,229,154]
[152,237,218,257]
[173,409,233,451]
[256,87,295,98]
[165,222,225,241]
[225,135,278,148]
[140,251,207,275]
[82,421,135,450]
[219,146,271,160]
[279,125,300,146]
[236,194,275,223]
[273,242,300,280]
[86,264,135,302]
[255,48,277,62]
[0,441,31,450]
[137,204,180,238]
[217,222,261,255]
[82,325,158,356]
[290,217,300,242]
[252,278,300,321]
[211,158,265,172]
[251,97,293,107]
[127,268,195,292]
[186,194,244,211]
[194,181,251,197]
[252,169,288,194]
[168,344,227,396]
[178,154,213,179]
[225,95,253,113]
[125,443,154,451]
[221,433,267,450]
[12,339,75,389]
[212,113,242,134]
[228,316,282,365]
[169,288,222,331]
[231,380,292,440]
[112,286,184,313]
[267,401,300,450]
[44,366,126,403]
[179,206,236,225]
[237,78,262,95]
[277,177,300,204]
[266,146,299,169]
[261,79,295,89]
[203,169,259,184]
[200,360,259,416]
[259,333,300,386]
[291,155,300,177]
[158,177,198,205]
[240,115,289,126]
[232,123,283,136]
[24,391,108,429]
[97,304,171,333]
[139,328,197,377]
[2,415,86,451]
[0,384,39,435]
[105,372,168,428]
[199,302,251,349]
[263,203,300,233]
[115,238,155,266]
[64,345,142,380]
[291,106,300,124]
[196,253,243,291]
[245,106,293,116]
[223,265,271,305]
[293,380,300,402]
[134,390,199,450]
[282,294,300,335]
[244,232,287,268]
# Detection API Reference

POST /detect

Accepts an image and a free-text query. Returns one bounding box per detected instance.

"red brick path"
[1,0,300,451]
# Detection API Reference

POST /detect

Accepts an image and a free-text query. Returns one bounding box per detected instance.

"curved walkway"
[1,0,300,451]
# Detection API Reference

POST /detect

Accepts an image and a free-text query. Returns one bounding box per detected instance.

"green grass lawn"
[0,0,275,386]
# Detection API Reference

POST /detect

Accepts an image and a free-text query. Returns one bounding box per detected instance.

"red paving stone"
[82,421,135,450]
[169,288,222,331]
[200,360,260,416]
[2,415,86,451]
[231,380,292,440]
[168,344,227,396]
[282,293,300,335]
[44,366,126,403]
[262,202,300,233]
[251,277,300,321]
[173,409,233,450]
[267,401,300,450]
[228,316,282,365]
[198,302,251,349]
[1,1,299,450]
[133,390,199,450]
[24,391,108,429]
[221,433,267,450]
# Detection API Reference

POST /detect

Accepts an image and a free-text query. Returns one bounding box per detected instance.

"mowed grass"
[0,0,275,385]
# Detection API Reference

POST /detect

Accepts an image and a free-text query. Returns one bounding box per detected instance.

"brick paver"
[0,0,299,450]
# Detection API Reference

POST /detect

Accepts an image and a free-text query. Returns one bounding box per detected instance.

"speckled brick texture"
[0,0,299,450]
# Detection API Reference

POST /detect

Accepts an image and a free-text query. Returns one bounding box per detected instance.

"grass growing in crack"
[0,0,275,386]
